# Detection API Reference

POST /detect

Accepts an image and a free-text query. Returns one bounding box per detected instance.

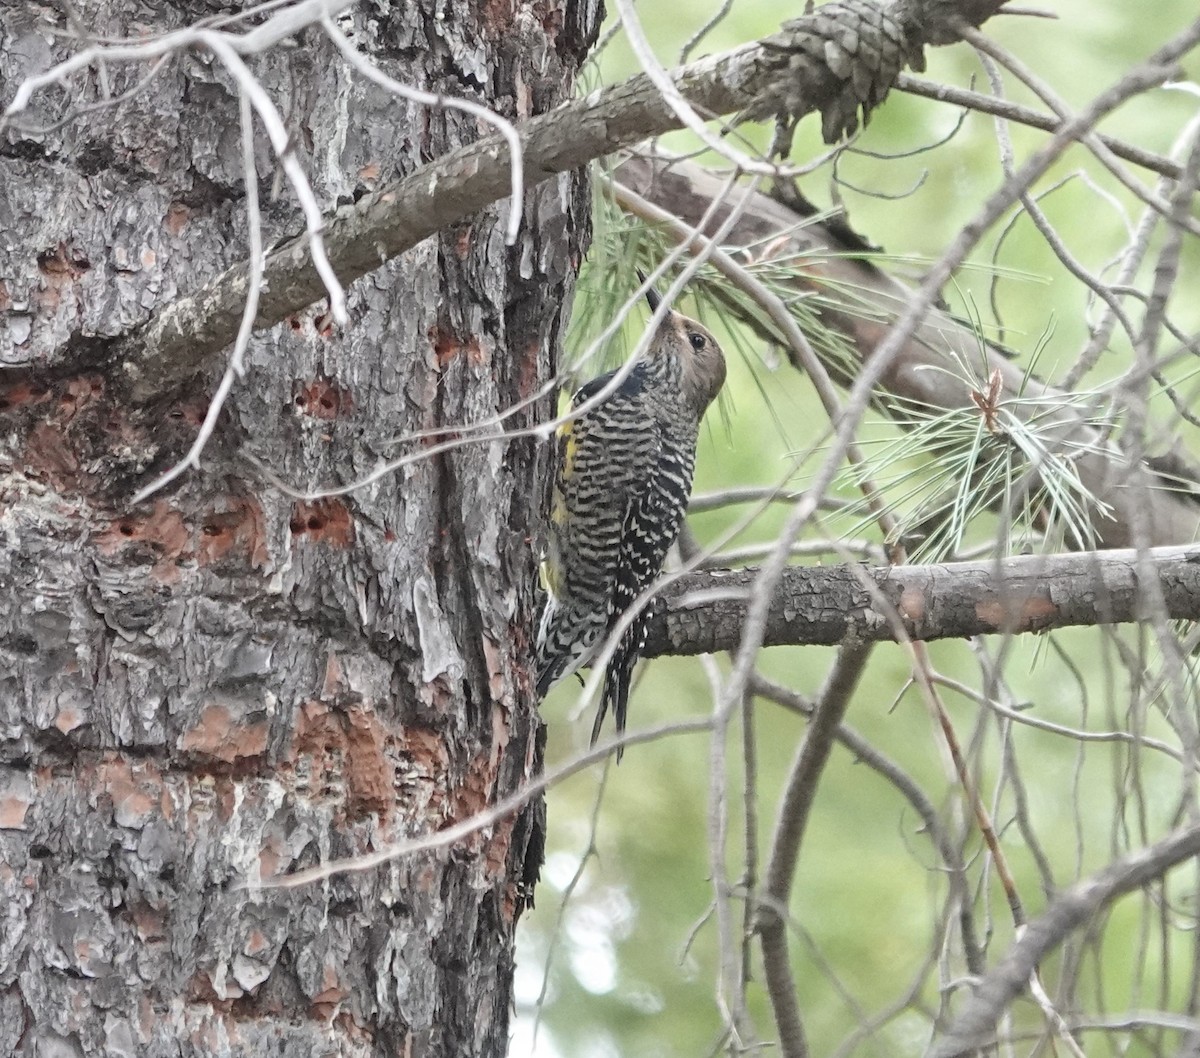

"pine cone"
[749,0,925,142]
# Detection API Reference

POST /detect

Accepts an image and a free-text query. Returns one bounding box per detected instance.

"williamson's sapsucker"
[535,284,728,757]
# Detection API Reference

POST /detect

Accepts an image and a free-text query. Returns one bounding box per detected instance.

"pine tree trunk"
[0,2,599,1054]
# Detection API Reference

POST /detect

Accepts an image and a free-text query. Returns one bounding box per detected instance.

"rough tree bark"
[0,2,599,1055]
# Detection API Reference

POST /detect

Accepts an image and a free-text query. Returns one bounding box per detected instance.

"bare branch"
[642,544,1200,657]
[896,73,1182,180]
[757,641,874,1058]
[932,821,1200,1058]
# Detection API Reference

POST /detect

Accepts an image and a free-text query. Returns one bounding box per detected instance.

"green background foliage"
[517,3,1200,1055]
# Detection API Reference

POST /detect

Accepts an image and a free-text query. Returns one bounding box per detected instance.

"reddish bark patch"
[0,794,30,830]
[130,901,167,942]
[186,969,236,1009]
[433,328,460,368]
[313,307,336,339]
[485,813,514,880]
[243,928,271,957]
[343,706,393,820]
[454,226,472,259]
[0,378,51,411]
[309,997,345,1022]
[25,420,81,492]
[53,706,85,734]
[481,0,513,32]
[975,593,1059,631]
[438,749,498,854]
[164,202,191,236]
[535,2,563,40]
[401,724,449,775]
[95,500,191,569]
[0,280,9,311]
[37,240,91,283]
[292,700,341,759]
[501,884,519,924]
[482,637,506,704]
[517,341,540,400]
[199,498,269,569]
[438,740,515,887]
[293,376,355,420]
[332,1010,374,1043]
[515,75,533,120]
[357,161,381,187]
[10,374,183,504]
[320,653,344,699]
[56,375,104,423]
[98,758,165,829]
[309,959,350,1020]
[287,700,395,823]
[215,778,238,824]
[289,499,355,547]
[178,704,270,766]
[255,835,284,882]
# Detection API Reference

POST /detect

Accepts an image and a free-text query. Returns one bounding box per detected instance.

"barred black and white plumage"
[535,287,727,758]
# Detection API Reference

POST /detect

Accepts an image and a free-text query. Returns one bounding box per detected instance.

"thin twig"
[896,73,1182,181]
[531,760,611,1048]
[933,821,1200,1057]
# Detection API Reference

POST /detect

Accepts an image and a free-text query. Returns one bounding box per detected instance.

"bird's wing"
[592,422,696,750]
[537,370,657,693]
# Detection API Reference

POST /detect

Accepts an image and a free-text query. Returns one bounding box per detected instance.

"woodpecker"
[535,283,727,758]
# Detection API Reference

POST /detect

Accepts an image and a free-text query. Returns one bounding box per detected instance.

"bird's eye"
[689,332,706,352]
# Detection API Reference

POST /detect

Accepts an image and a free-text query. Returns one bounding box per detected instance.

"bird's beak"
[636,269,662,314]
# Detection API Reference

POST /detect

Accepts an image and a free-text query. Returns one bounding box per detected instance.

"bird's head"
[640,280,727,417]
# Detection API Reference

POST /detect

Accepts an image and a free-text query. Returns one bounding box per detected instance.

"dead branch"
[642,544,1200,656]
[931,820,1200,1058]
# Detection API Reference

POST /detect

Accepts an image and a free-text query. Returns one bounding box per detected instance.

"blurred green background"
[515,2,1200,1055]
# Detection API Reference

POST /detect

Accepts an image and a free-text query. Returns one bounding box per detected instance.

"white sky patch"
[543,850,587,891]
[509,1014,562,1058]
[568,929,617,994]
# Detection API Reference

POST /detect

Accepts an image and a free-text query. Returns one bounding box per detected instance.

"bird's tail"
[536,652,568,699]
[590,633,638,763]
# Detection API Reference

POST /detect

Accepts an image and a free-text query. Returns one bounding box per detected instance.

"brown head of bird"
[641,280,727,419]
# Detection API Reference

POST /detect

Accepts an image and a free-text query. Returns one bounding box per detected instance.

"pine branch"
[103,0,1016,402]
[614,151,1200,549]
[641,544,1200,656]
